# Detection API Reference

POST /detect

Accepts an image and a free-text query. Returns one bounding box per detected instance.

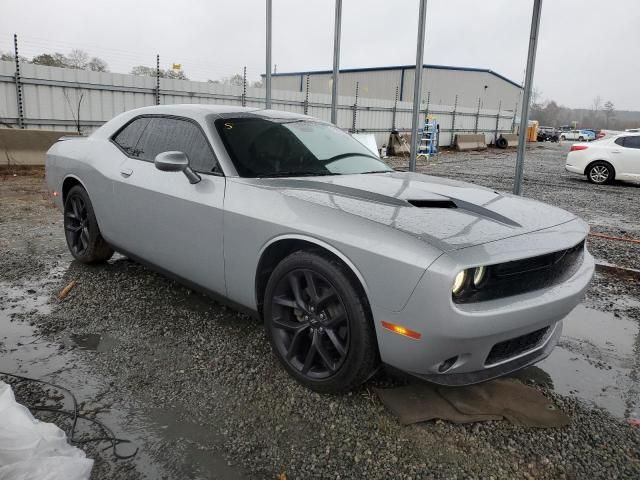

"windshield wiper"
[323,152,380,162]
[258,171,337,178]
[359,170,393,174]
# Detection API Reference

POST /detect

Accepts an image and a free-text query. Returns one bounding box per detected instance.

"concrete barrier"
[495,133,519,149]
[0,129,79,166]
[454,133,487,151]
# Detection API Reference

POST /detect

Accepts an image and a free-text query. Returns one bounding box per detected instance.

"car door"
[614,136,640,178]
[111,115,227,296]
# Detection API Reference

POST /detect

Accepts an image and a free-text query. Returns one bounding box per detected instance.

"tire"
[495,137,508,149]
[560,135,566,141]
[586,161,614,185]
[64,185,114,263]
[263,250,378,393]
[578,136,585,141]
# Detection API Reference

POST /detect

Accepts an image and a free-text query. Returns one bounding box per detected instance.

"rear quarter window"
[113,117,151,157]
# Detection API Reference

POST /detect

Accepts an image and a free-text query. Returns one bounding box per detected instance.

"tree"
[130,65,188,80]
[31,53,68,67]
[87,57,108,72]
[65,49,89,69]
[1,51,28,62]
[591,96,602,112]
[603,100,615,128]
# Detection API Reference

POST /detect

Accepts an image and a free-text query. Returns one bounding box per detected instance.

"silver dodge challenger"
[46,105,595,393]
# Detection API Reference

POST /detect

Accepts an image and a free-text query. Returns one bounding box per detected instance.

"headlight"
[473,266,487,286]
[452,270,467,295]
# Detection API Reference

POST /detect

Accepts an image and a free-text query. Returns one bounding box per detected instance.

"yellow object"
[381,321,422,340]
[527,120,539,142]
[171,63,182,70]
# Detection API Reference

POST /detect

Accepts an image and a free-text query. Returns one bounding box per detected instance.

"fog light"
[438,356,458,373]
[452,270,467,295]
[473,265,487,286]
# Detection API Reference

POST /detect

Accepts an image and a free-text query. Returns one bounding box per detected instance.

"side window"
[135,117,219,173]
[614,137,625,147]
[113,117,150,157]
[623,136,640,149]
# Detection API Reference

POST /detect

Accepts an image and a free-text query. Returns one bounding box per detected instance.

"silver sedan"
[45,105,594,393]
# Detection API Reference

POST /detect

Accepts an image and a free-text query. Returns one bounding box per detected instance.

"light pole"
[513,0,543,195]
[331,0,342,125]
[409,0,428,172]
[265,0,273,109]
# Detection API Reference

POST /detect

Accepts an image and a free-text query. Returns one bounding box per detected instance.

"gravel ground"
[1,153,639,479]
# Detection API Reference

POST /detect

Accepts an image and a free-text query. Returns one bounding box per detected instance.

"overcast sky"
[1,0,639,110]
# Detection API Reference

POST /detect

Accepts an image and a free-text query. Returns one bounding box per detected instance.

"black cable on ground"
[0,372,138,460]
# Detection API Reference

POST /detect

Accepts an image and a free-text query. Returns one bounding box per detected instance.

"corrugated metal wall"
[0,60,515,148]
[271,67,523,113]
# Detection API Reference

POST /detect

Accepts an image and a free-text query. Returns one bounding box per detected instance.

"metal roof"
[266,64,522,89]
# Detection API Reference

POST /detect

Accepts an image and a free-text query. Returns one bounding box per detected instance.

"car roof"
[117,104,314,120]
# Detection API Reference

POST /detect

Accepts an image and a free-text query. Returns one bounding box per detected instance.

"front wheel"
[560,135,566,141]
[264,250,378,393]
[578,136,585,141]
[64,185,114,263]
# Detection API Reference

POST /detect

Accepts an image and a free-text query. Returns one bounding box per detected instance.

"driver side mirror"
[154,151,201,184]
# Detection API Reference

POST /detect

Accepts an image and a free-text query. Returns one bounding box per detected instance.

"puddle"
[65,333,119,352]
[516,303,640,419]
[0,273,247,479]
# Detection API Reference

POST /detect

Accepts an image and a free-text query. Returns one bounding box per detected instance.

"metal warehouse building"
[268,64,523,112]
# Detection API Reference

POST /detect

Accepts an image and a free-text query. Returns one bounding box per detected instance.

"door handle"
[611,151,621,154]
[120,168,133,178]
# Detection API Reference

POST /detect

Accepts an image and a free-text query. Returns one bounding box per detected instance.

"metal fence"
[0,60,516,148]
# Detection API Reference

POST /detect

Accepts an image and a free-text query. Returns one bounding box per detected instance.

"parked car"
[46,105,594,393]
[565,133,640,184]
[560,130,590,141]
[580,129,598,141]
[537,127,559,142]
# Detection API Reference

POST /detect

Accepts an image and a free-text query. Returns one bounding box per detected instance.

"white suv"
[565,133,640,184]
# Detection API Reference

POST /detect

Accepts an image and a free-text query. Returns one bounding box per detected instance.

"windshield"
[214,117,393,177]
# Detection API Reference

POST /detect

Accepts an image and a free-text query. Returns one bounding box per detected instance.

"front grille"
[455,240,585,303]
[486,327,549,366]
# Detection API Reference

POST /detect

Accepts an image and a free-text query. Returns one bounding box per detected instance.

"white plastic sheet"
[0,381,93,480]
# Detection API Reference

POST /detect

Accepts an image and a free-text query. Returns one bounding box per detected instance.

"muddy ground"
[1,143,639,479]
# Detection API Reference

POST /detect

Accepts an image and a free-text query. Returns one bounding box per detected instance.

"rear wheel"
[578,136,585,141]
[560,135,566,141]
[64,185,114,263]
[587,161,614,185]
[264,250,377,393]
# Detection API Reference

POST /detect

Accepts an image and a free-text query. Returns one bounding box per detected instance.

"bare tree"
[603,100,615,128]
[591,96,602,112]
[63,88,85,134]
[66,49,90,69]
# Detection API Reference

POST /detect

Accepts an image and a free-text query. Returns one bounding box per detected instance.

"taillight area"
[570,145,588,152]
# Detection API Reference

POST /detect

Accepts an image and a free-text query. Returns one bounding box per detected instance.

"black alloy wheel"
[270,268,349,379]
[65,193,90,256]
[63,185,114,263]
[264,251,378,393]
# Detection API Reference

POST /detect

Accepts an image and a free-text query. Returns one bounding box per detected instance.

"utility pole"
[409,0,428,172]
[513,0,543,195]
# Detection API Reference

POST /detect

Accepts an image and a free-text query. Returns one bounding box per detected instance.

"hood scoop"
[407,197,522,228]
[407,199,457,209]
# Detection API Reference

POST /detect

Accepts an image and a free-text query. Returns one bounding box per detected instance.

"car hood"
[240,172,577,252]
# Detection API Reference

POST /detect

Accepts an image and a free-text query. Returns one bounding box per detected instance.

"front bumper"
[371,219,594,385]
